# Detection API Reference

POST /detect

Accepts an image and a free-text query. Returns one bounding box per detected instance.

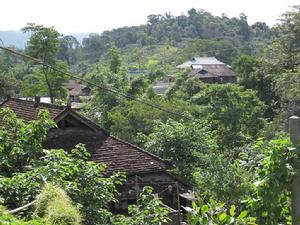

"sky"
[0,0,299,34]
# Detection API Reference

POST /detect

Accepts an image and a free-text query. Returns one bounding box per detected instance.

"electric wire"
[0,45,184,118]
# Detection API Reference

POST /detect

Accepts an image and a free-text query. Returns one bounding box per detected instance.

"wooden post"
[289,116,300,225]
[135,175,139,205]
[175,182,181,225]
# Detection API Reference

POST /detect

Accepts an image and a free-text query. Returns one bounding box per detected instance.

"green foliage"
[191,83,265,147]
[22,23,69,103]
[21,62,69,101]
[108,45,122,74]
[232,55,278,118]
[0,109,125,225]
[187,199,256,225]
[80,9,272,62]
[0,73,18,100]
[35,184,81,225]
[127,75,150,97]
[167,79,266,144]
[194,154,253,205]
[0,108,56,176]
[0,211,46,224]
[275,69,300,117]
[139,117,212,177]
[113,187,170,225]
[265,6,300,72]
[245,136,295,225]
[0,50,21,100]
[109,98,200,144]
[165,76,203,100]
[0,205,46,225]
[84,64,128,128]
[57,35,80,65]
[22,23,60,64]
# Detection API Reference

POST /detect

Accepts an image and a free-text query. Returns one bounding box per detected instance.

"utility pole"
[175,182,181,225]
[289,116,300,225]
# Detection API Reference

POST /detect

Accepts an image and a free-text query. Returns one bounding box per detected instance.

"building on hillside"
[66,80,91,103]
[176,57,236,84]
[153,75,176,95]
[0,97,193,224]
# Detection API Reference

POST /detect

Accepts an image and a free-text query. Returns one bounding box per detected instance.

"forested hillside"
[78,9,274,67]
[1,6,300,225]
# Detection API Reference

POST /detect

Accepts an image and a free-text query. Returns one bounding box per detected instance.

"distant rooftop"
[176,57,225,69]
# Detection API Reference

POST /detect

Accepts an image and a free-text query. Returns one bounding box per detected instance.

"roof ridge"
[67,110,109,135]
[109,135,170,165]
[0,97,10,107]
[8,97,66,109]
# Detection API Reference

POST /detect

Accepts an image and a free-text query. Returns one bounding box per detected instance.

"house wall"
[43,126,106,153]
[199,76,236,84]
[111,172,190,224]
[221,76,236,83]
[43,116,191,223]
[116,172,190,210]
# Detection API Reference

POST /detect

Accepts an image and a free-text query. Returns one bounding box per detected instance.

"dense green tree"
[138,117,212,177]
[84,64,128,128]
[79,8,272,63]
[265,6,300,72]
[0,206,46,225]
[113,187,170,225]
[191,84,265,147]
[109,98,200,144]
[275,69,300,117]
[0,108,173,225]
[245,136,295,225]
[22,23,69,103]
[126,75,150,97]
[165,76,203,100]
[57,35,80,65]
[82,33,107,61]
[238,13,251,42]
[187,199,256,225]
[232,55,278,118]
[107,45,122,73]
[0,73,18,100]
[0,109,124,224]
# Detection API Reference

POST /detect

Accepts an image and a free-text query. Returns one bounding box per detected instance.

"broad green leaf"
[201,205,209,215]
[219,212,227,221]
[238,210,248,219]
[229,205,236,217]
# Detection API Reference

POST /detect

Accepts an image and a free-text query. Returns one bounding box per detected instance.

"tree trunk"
[43,66,54,104]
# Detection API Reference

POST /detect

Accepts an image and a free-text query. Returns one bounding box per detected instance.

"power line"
[0,45,184,118]
[78,42,267,60]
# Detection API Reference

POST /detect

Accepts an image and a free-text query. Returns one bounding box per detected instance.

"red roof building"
[0,97,192,218]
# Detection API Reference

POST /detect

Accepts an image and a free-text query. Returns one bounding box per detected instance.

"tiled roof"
[0,98,169,175]
[188,64,235,78]
[92,136,168,175]
[0,98,65,122]
[69,85,89,96]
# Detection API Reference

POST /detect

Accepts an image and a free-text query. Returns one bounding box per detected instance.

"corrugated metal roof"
[176,57,225,69]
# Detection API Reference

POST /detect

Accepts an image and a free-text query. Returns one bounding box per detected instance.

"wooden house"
[0,97,192,223]
[176,57,236,84]
[66,80,91,108]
